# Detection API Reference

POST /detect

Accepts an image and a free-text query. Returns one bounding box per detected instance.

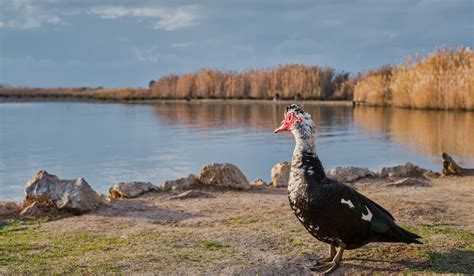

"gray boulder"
[24,170,101,215]
[377,162,427,178]
[20,202,49,218]
[161,174,198,191]
[109,181,159,199]
[271,162,290,187]
[327,166,376,183]
[199,163,250,190]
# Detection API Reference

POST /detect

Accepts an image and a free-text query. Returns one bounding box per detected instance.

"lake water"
[1,101,473,199]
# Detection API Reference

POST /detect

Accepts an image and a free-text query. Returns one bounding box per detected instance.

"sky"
[0,0,473,88]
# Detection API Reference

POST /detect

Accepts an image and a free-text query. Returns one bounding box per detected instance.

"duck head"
[274,104,315,142]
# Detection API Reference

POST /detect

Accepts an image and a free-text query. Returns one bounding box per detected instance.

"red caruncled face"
[274,112,303,133]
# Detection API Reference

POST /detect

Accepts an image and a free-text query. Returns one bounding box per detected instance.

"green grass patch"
[0,219,128,273]
[0,223,242,273]
[1,218,472,274]
[201,240,224,250]
[225,216,261,225]
[400,225,474,274]
[426,250,474,274]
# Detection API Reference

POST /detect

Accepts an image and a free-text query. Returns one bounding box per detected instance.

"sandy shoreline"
[1,175,473,274]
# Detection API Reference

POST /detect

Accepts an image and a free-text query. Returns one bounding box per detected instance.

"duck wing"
[316,178,422,245]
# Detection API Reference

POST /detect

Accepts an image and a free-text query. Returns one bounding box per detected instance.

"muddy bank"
[0,93,353,106]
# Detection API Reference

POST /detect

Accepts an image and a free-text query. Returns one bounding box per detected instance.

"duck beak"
[274,121,289,133]
[275,112,302,133]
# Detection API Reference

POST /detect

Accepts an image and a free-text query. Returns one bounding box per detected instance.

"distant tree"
[148,80,156,88]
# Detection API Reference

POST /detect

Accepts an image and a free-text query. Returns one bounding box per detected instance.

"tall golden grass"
[149,65,353,100]
[2,48,472,109]
[354,47,474,110]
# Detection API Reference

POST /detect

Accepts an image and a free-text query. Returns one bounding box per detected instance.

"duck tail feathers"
[398,226,423,244]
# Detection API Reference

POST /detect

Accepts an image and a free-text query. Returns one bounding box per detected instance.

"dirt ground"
[1,176,473,274]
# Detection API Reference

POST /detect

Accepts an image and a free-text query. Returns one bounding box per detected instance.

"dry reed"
[354,47,474,110]
[149,65,353,100]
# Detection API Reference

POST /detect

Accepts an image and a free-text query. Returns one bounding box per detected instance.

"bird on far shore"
[274,104,422,274]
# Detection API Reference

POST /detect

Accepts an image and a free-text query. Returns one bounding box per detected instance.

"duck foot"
[314,244,336,265]
[310,261,340,274]
[315,258,333,266]
[310,243,345,274]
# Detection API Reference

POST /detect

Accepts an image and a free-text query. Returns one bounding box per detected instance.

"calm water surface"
[1,102,473,199]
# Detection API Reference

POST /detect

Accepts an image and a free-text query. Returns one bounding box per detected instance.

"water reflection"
[1,102,473,199]
[353,107,474,166]
[152,102,474,166]
[153,102,353,132]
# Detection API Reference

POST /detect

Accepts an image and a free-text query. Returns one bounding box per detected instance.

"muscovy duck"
[274,104,422,274]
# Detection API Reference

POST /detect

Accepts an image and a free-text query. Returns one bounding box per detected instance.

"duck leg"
[310,243,346,274]
[317,244,336,264]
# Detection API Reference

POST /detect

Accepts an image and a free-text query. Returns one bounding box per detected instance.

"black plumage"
[293,150,421,248]
[275,104,422,273]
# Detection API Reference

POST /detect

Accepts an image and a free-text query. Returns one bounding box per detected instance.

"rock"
[424,170,441,178]
[169,190,216,200]
[271,162,290,187]
[327,166,376,183]
[20,202,49,218]
[199,163,250,190]
[442,152,474,176]
[250,178,268,187]
[24,170,102,215]
[377,162,427,178]
[386,178,431,187]
[109,181,159,199]
[161,174,198,191]
[0,200,20,218]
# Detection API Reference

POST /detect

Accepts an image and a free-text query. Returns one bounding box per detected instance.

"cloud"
[89,5,199,31]
[0,0,63,29]
[321,18,343,26]
[131,46,160,63]
[171,42,193,48]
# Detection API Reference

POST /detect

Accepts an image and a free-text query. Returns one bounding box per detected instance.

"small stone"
[271,162,290,187]
[199,163,250,190]
[327,166,376,183]
[250,179,268,187]
[386,178,431,187]
[161,174,198,191]
[424,170,441,178]
[109,181,159,199]
[168,190,216,200]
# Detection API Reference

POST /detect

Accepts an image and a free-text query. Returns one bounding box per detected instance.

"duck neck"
[292,135,326,182]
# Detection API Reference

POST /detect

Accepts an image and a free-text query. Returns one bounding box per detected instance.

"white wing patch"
[362,205,373,222]
[340,198,355,208]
